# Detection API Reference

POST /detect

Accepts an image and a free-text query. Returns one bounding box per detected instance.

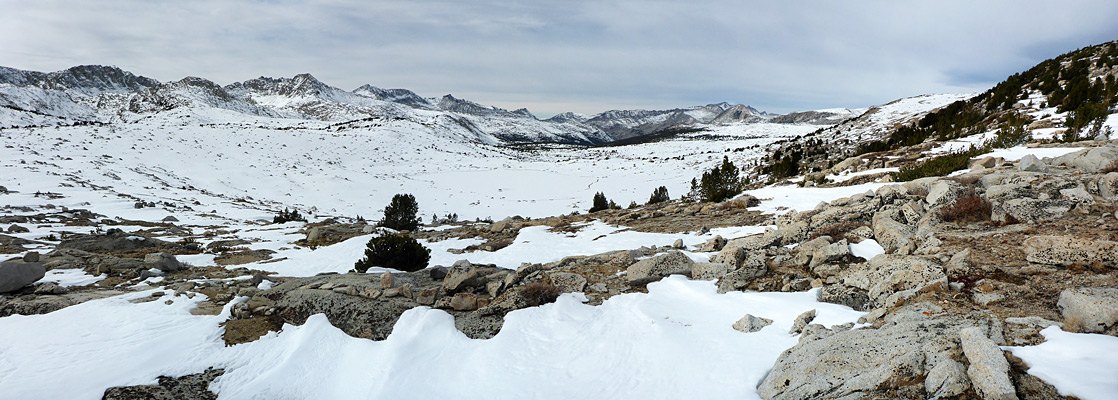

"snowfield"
[3,89,1118,399]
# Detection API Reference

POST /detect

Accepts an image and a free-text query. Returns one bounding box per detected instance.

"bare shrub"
[521,282,562,306]
[939,195,992,223]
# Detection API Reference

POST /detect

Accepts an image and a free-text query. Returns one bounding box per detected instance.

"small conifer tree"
[689,156,744,202]
[381,194,420,231]
[648,186,670,204]
[590,192,609,212]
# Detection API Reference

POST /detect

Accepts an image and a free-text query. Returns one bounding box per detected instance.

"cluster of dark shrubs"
[273,208,306,224]
[354,233,430,272]
[894,146,988,182]
[589,186,671,213]
[690,156,744,202]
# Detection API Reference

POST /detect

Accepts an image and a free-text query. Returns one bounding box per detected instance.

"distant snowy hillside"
[0,64,860,144]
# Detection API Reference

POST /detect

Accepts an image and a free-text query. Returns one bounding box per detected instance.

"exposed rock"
[699,235,727,252]
[102,368,223,400]
[429,266,448,280]
[33,282,67,295]
[0,259,46,293]
[7,224,30,233]
[144,252,184,272]
[712,231,779,267]
[380,272,394,289]
[993,198,1071,224]
[758,304,967,400]
[672,238,685,249]
[1017,154,1048,173]
[926,180,963,208]
[843,254,946,308]
[819,284,871,311]
[959,327,1017,400]
[1004,316,1064,346]
[161,215,179,222]
[626,251,693,285]
[23,251,40,262]
[716,252,768,293]
[442,260,498,293]
[1051,145,1118,172]
[305,223,369,244]
[1057,287,1118,334]
[548,272,587,293]
[732,313,773,333]
[871,209,915,254]
[1098,172,1118,199]
[450,292,479,311]
[57,231,176,254]
[808,239,852,269]
[925,359,970,399]
[1023,235,1118,268]
[789,309,816,334]
[690,262,728,281]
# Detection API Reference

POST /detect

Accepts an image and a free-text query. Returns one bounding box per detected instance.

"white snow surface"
[1008,327,1118,400]
[40,268,107,287]
[0,277,863,399]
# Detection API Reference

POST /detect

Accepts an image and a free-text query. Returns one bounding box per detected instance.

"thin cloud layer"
[1,0,1116,116]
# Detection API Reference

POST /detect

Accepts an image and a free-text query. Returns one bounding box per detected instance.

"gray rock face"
[716,252,768,293]
[872,209,915,254]
[993,198,1071,223]
[690,262,728,281]
[732,313,773,333]
[548,272,587,293]
[789,309,816,334]
[626,251,693,285]
[808,239,852,269]
[925,359,970,399]
[1024,236,1118,268]
[442,260,498,293]
[144,252,184,272]
[1057,287,1118,334]
[712,232,779,267]
[1017,154,1048,173]
[0,260,46,293]
[102,367,223,400]
[819,284,871,311]
[758,305,966,400]
[699,235,727,252]
[959,327,1017,400]
[926,180,963,208]
[1051,145,1118,172]
[1098,172,1118,199]
[843,254,946,308]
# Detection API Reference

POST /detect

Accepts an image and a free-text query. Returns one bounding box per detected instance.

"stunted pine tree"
[689,156,744,202]
[590,192,609,213]
[381,193,420,231]
[648,186,669,204]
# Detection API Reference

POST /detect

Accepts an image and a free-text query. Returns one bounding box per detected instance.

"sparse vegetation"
[939,195,992,223]
[354,234,431,273]
[272,208,306,224]
[893,146,988,182]
[521,282,562,306]
[590,192,610,213]
[381,193,420,231]
[648,186,670,204]
[690,156,744,202]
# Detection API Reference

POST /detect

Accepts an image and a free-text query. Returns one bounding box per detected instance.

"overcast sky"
[2,1,1116,117]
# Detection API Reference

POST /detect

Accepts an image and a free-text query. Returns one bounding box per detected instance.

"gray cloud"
[2,0,1116,116]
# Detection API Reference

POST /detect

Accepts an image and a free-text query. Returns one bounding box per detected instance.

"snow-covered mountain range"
[0,65,859,145]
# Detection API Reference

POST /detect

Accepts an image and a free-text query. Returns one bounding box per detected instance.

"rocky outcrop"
[871,209,915,254]
[0,258,45,293]
[626,251,693,285]
[1057,287,1118,334]
[732,313,773,333]
[1023,236,1118,268]
[758,303,982,400]
[959,327,1017,400]
[102,368,223,400]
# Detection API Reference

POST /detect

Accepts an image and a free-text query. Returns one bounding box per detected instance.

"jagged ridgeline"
[757,39,1118,181]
